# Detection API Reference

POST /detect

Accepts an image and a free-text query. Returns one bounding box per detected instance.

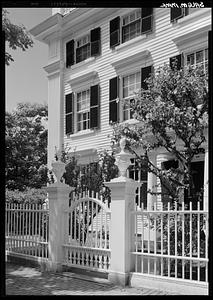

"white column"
[147,152,157,210]
[105,137,140,286]
[156,152,174,208]
[46,159,72,272]
[203,148,208,211]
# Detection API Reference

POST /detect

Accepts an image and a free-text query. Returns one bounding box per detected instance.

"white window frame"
[127,157,148,210]
[185,48,208,73]
[121,9,142,43]
[76,33,91,63]
[120,70,141,122]
[76,88,90,132]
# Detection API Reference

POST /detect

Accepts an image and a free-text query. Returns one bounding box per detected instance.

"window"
[109,66,152,123]
[77,89,90,132]
[65,84,100,135]
[170,7,189,22]
[66,27,101,67]
[122,10,141,43]
[76,34,90,63]
[110,8,153,48]
[128,158,148,209]
[122,71,141,121]
[170,48,208,72]
[186,48,208,73]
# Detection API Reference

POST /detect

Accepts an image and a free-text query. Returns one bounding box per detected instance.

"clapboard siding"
[61,7,210,156]
[44,8,210,167]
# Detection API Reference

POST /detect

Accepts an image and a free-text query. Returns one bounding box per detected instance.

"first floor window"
[122,71,141,121]
[128,158,148,209]
[77,89,90,132]
[186,48,208,73]
[65,84,100,135]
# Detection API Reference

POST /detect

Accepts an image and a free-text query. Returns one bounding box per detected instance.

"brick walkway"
[4,262,177,295]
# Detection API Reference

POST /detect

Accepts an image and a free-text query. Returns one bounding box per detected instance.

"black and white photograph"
[3,1,211,296]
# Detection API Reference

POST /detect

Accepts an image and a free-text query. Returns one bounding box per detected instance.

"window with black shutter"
[110,17,120,48]
[109,77,119,123]
[90,84,100,129]
[141,8,153,34]
[141,65,152,90]
[170,54,182,70]
[171,8,189,22]
[65,93,73,134]
[66,40,75,68]
[91,27,101,57]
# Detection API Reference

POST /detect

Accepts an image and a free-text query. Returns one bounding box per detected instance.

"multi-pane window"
[77,89,90,132]
[122,71,141,121]
[76,34,90,63]
[66,27,101,67]
[128,158,148,209]
[186,48,208,73]
[110,9,153,48]
[122,10,141,43]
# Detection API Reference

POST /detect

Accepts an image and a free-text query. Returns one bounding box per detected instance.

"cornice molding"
[67,70,98,89]
[43,60,64,76]
[112,50,150,73]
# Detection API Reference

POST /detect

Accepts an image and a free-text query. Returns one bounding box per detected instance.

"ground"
[4,262,179,295]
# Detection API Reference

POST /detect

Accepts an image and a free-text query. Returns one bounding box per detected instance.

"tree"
[111,63,208,205]
[2,9,34,66]
[6,102,48,191]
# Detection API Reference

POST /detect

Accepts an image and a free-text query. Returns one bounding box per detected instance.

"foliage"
[55,146,118,202]
[2,9,34,65]
[5,187,47,205]
[111,63,208,203]
[6,102,48,191]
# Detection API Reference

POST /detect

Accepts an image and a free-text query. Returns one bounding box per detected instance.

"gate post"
[46,158,72,272]
[105,137,140,286]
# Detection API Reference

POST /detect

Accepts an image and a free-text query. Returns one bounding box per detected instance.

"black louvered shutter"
[66,40,75,68]
[170,54,182,70]
[91,27,101,57]
[65,93,73,134]
[141,8,153,34]
[110,17,120,48]
[141,66,152,90]
[171,8,183,22]
[90,85,100,129]
[109,77,119,123]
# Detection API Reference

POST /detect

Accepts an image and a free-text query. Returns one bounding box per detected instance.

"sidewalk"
[5,262,176,296]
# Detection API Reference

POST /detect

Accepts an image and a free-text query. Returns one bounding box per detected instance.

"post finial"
[115,136,132,178]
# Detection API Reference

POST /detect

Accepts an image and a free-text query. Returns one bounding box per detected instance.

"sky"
[5,8,52,112]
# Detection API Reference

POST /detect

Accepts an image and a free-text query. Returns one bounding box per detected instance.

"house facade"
[30,7,211,210]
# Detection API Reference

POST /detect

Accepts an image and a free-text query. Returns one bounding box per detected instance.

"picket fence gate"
[62,190,111,272]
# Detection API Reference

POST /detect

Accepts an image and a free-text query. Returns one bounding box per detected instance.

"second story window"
[76,35,90,63]
[170,7,189,22]
[66,27,101,68]
[122,10,141,43]
[110,8,153,48]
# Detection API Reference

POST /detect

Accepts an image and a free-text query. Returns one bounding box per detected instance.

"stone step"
[61,271,113,286]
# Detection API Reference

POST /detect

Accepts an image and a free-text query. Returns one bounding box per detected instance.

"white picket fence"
[5,203,49,261]
[63,190,111,272]
[131,201,208,283]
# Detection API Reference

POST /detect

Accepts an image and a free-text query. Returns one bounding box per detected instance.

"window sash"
[186,48,208,72]
[76,89,90,132]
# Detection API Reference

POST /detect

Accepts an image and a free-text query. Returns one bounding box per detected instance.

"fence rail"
[5,203,49,259]
[132,201,208,283]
